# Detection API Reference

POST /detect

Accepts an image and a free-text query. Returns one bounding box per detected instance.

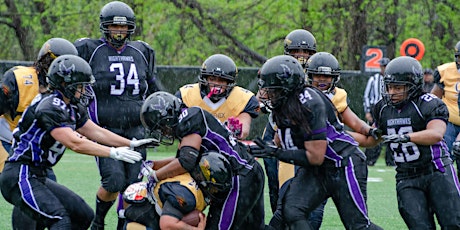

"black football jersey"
[9,92,88,167]
[373,93,450,174]
[74,38,157,129]
[276,87,360,167]
[175,106,255,175]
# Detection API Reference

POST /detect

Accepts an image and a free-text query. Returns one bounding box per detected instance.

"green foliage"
[0,0,459,69]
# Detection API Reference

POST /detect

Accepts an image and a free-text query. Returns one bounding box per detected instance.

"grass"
[0,147,409,229]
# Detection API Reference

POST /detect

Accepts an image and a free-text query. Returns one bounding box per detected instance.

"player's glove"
[452,141,460,157]
[130,138,160,150]
[138,160,159,182]
[226,117,243,139]
[382,134,411,144]
[247,137,279,158]
[368,128,383,140]
[109,147,143,163]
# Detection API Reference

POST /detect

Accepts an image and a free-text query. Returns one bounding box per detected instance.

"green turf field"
[0,146,408,229]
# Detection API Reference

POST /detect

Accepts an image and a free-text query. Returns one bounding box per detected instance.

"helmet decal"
[58,62,75,82]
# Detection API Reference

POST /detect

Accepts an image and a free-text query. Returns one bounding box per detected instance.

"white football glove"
[129,138,160,149]
[110,147,143,164]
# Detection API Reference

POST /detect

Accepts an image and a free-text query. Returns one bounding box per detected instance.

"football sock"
[93,196,115,226]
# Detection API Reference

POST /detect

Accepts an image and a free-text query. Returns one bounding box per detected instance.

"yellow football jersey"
[180,83,254,122]
[437,62,460,125]
[4,66,39,130]
[153,173,207,212]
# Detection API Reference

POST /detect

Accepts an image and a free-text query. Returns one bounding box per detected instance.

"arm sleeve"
[35,98,69,132]
[302,88,328,141]
[1,69,19,117]
[241,95,260,118]
[432,68,444,89]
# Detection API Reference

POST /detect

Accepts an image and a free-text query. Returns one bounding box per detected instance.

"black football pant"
[206,161,265,230]
[262,121,279,214]
[397,164,460,229]
[280,152,383,230]
[0,163,94,230]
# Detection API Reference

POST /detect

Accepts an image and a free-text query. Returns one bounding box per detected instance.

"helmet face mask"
[65,83,95,106]
[199,54,237,101]
[256,86,286,110]
[257,55,306,109]
[140,92,182,145]
[100,1,136,48]
[47,55,95,106]
[190,151,233,202]
[383,83,410,106]
[381,56,423,108]
[305,52,340,93]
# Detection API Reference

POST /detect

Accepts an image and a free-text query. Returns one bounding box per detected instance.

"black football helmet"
[100,1,136,48]
[198,54,238,101]
[47,55,95,106]
[284,29,317,67]
[36,38,79,86]
[37,38,78,61]
[305,52,340,93]
[455,41,460,65]
[382,56,423,108]
[257,55,305,109]
[140,91,182,145]
[190,151,233,202]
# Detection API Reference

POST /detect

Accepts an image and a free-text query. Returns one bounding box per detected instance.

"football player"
[123,172,207,230]
[259,29,318,215]
[0,37,80,230]
[431,41,460,177]
[123,150,232,230]
[0,55,150,230]
[175,54,259,140]
[74,1,159,229]
[251,55,382,230]
[353,56,460,229]
[271,52,381,229]
[138,91,265,230]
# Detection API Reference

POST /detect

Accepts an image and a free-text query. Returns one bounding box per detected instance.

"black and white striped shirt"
[363,73,383,113]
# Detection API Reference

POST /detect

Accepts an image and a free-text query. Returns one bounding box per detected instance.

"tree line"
[0,0,458,70]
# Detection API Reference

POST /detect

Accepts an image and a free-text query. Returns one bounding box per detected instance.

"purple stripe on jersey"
[325,146,344,167]
[18,165,62,220]
[326,123,358,146]
[323,123,359,167]
[203,130,253,171]
[345,159,371,224]
[219,175,239,230]
[449,165,460,197]
[87,86,99,124]
[10,121,46,163]
[431,144,445,173]
[311,127,327,135]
